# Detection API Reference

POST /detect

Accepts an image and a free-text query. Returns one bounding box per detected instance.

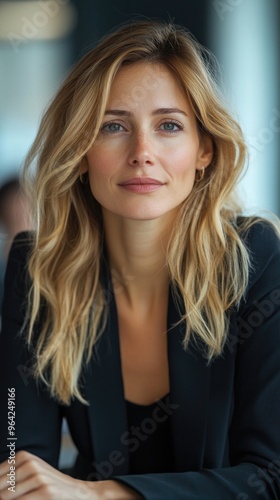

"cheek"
[87,151,113,179]
[171,152,198,180]
[170,149,198,199]
[86,152,117,203]
[166,140,199,166]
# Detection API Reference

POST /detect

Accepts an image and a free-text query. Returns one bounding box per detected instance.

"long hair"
[23,20,276,404]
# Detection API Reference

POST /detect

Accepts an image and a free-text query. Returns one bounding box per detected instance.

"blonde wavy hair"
[23,20,267,404]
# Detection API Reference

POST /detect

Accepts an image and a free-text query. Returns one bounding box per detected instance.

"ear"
[196,134,213,170]
[80,156,89,174]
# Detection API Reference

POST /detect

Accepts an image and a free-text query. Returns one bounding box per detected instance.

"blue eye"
[102,122,125,133]
[160,121,182,132]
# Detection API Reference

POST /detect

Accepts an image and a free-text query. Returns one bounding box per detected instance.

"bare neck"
[102,210,176,308]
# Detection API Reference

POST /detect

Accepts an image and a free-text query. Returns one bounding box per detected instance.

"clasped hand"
[0,451,140,499]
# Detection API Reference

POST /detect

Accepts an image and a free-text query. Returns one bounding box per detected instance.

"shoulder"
[238,216,280,261]
[237,216,280,294]
[3,231,34,314]
[238,214,280,244]
[5,231,34,280]
[7,231,34,263]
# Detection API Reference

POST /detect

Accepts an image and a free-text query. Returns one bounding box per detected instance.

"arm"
[0,233,62,466]
[0,234,141,499]
[0,451,141,500]
[114,222,280,499]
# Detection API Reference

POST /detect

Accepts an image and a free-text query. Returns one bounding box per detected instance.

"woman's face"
[85,62,212,221]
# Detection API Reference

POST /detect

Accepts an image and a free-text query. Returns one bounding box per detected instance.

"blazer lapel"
[167,287,211,471]
[84,263,130,477]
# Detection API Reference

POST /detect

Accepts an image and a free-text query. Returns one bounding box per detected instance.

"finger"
[0,452,79,500]
[0,459,15,494]
[0,453,37,493]
[0,457,10,476]
[0,450,40,478]
[16,495,48,500]
[0,452,55,497]
[0,475,41,500]
[14,451,51,468]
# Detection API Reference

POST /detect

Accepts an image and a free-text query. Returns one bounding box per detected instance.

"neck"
[102,210,177,307]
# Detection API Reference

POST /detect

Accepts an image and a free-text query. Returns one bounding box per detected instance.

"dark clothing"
[0,258,6,313]
[0,221,280,499]
[126,395,174,474]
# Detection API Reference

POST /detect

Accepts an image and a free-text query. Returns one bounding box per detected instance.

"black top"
[126,395,174,474]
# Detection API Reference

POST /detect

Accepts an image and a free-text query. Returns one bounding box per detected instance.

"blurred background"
[0,0,279,469]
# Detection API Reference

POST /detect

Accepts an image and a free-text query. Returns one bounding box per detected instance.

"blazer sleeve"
[0,232,62,467]
[115,221,280,499]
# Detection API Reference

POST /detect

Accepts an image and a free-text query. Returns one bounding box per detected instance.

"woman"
[0,20,280,500]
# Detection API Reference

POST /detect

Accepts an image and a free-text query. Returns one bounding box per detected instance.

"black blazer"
[0,222,280,499]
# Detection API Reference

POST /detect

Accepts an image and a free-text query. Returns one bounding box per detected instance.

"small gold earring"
[196,167,205,182]
[79,172,88,184]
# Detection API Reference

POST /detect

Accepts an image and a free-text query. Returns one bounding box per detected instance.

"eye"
[159,121,183,133]
[101,122,126,133]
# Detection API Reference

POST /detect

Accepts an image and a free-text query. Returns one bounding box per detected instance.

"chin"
[101,202,181,222]
[119,207,177,221]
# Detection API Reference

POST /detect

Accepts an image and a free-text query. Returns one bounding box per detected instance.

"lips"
[119,177,164,186]
[118,177,165,193]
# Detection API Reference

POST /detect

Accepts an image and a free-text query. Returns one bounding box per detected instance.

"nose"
[127,131,155,167]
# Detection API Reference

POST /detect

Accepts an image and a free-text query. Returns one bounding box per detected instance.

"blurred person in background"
[0,20,280,499]
[0,177,31,309]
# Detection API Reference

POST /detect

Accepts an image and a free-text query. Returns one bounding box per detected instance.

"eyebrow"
[152,108,188,117]
[104,108,188,117]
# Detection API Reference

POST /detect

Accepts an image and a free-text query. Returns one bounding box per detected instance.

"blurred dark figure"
[0,177,32,309]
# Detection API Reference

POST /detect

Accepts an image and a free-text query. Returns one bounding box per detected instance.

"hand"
[0,451,80,499]
[0,451,142,499]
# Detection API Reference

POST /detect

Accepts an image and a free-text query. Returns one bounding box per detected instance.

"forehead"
[107,61,190,111]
